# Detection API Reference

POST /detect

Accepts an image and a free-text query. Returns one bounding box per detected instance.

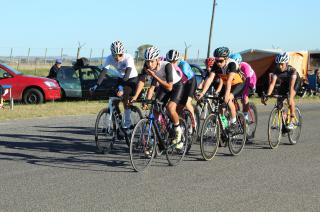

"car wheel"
[23,88,44,104]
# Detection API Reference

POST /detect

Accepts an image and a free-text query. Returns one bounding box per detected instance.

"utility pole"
[77,42,86,59]
[207,0,217,58]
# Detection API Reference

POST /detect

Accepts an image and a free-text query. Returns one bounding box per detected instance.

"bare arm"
[267,75,277,96]
[200,72,215,95]
[215,78,223,93]
[146,85,156,100]
[132,80,145,101]
[97,69,107,85]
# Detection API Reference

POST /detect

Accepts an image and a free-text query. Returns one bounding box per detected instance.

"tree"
[135,44,153,61]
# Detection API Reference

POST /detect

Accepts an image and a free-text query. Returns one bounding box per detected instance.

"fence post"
[27,48,31,63]
[9,48,13,64]
[101,49,104,65]
[44,48,47,65]
[89,48,93,63]
[61,48,63,59]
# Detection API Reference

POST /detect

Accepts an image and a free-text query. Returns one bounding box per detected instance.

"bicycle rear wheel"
[182,109,197,154]
[247,102,258,140]
[228,112,247,155]
[166,118,188,166]
[268,107,283,149]
[94,108,116,154]
[288,106,302,145]
[200,113,220,160]
[129,118,157,172]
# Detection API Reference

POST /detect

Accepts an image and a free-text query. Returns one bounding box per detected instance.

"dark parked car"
[56,65,120,99]
[190,63,206,86]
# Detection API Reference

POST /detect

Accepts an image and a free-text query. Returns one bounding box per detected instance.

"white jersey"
[103,53,138,79]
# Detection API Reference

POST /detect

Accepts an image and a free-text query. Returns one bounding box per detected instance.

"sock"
[243,112,249,120]
[231,117,237,124]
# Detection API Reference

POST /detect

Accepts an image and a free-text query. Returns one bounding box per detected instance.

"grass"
[0,100,107,121]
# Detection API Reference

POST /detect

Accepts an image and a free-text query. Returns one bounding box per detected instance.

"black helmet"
[166,49,180,62]
[214,47,230,58]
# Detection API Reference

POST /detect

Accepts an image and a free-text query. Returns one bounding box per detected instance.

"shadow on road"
[0,127,135,173]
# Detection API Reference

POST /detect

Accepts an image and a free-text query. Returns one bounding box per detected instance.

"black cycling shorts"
[220,83,245,98]
[0,85,3,96]
[119,77,138,102]
[181,77,197,105]
[156,81,184,105]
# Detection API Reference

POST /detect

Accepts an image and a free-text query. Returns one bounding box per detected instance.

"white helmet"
[110,40,125,55]
[144,46,160,60]
[275,52,290,64]
[166,49,180,62]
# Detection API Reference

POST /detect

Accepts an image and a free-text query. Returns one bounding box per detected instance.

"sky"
[1,0,319,58]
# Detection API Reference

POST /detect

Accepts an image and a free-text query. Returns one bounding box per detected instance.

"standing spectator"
[0,85,4,109]
[47,59,62,79]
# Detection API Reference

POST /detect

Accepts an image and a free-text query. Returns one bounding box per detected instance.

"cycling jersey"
[178,60,194,80]
[140,61,181,87]
[103,53,138,79]
[272,65,301,95]
[210,59,244,85]
[239,62,257,98]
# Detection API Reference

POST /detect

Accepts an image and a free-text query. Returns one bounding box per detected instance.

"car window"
[80,68,98,80]
[57,67,79,81]
[191,66,202,76]
[0,67,12,79]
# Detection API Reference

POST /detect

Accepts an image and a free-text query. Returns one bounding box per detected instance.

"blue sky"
[1,0,319,58]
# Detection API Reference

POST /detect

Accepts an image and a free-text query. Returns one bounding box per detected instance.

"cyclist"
[198,57,214,90]
[197,47,245,132]
[261,52,301,130]
[229,53,257,121]
[131,46,184,149]
[166,50,197,131]
[90,40,138,130]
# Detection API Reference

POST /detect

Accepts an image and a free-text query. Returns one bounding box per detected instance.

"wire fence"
[0,47,206,73]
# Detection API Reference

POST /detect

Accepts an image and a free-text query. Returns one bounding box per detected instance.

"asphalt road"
[0,103,319,212]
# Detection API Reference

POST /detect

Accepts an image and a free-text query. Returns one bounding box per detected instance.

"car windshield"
[1,64,22,75]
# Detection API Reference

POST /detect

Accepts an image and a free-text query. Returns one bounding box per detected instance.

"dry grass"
[0,100,107,121]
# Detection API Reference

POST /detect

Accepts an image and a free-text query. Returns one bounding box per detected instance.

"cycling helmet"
[229,53,242,64]
[144,46,160,60]
[166,49,180,62]
[110,40,125,55]
[275,52,290,64]
[214,47,230,58]
[205,57,215,67]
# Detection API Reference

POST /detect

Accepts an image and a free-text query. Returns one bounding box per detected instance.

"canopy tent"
[240,49,308,80]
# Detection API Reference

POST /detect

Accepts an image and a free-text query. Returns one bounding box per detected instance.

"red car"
[0,63,61,104]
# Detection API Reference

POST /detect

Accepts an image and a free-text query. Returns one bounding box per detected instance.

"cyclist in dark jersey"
[131,46,184,148]
[197,47,245,132]
[262,52,301,130]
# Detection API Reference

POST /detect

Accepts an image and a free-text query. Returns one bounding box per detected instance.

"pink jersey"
[240,62,257,98]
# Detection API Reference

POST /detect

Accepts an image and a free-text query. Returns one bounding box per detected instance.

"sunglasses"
[215,59,225,63]
[113,54,123,58]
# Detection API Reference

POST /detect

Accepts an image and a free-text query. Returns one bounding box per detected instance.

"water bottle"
[220,115,229,129]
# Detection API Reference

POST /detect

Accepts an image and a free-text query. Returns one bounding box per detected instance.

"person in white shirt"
[91,41,138,129]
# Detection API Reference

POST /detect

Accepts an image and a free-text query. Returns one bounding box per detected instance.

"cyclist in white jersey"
[131,46,184,149]
[90,41,138,129]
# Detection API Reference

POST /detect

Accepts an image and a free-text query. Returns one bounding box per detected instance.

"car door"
[57,67,82,98]
[97,68,120,98]
[79,66,101,98]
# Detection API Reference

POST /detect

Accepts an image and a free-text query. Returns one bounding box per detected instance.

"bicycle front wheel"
[182,109,197,154]
[228,112,247,156]
[268,107,283,149]
[123,105,144,147]
[288,106,302,145]
[166,118,188,166]
[129,118,157,172]
[94,108,116,154]
[200,113,220,161]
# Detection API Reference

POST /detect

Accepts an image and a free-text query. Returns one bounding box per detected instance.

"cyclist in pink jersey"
[229,53,257,121]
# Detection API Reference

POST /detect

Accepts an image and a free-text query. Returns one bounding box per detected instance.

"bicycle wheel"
[94,108,116,154]
[247,102,258,140]
[200,113,220,161]
[182,109,197,154]
[268,107,283,149]
[228,112,247,155]
[288,106,302,145]
[129,118,157,172]
[166,118,188,166]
